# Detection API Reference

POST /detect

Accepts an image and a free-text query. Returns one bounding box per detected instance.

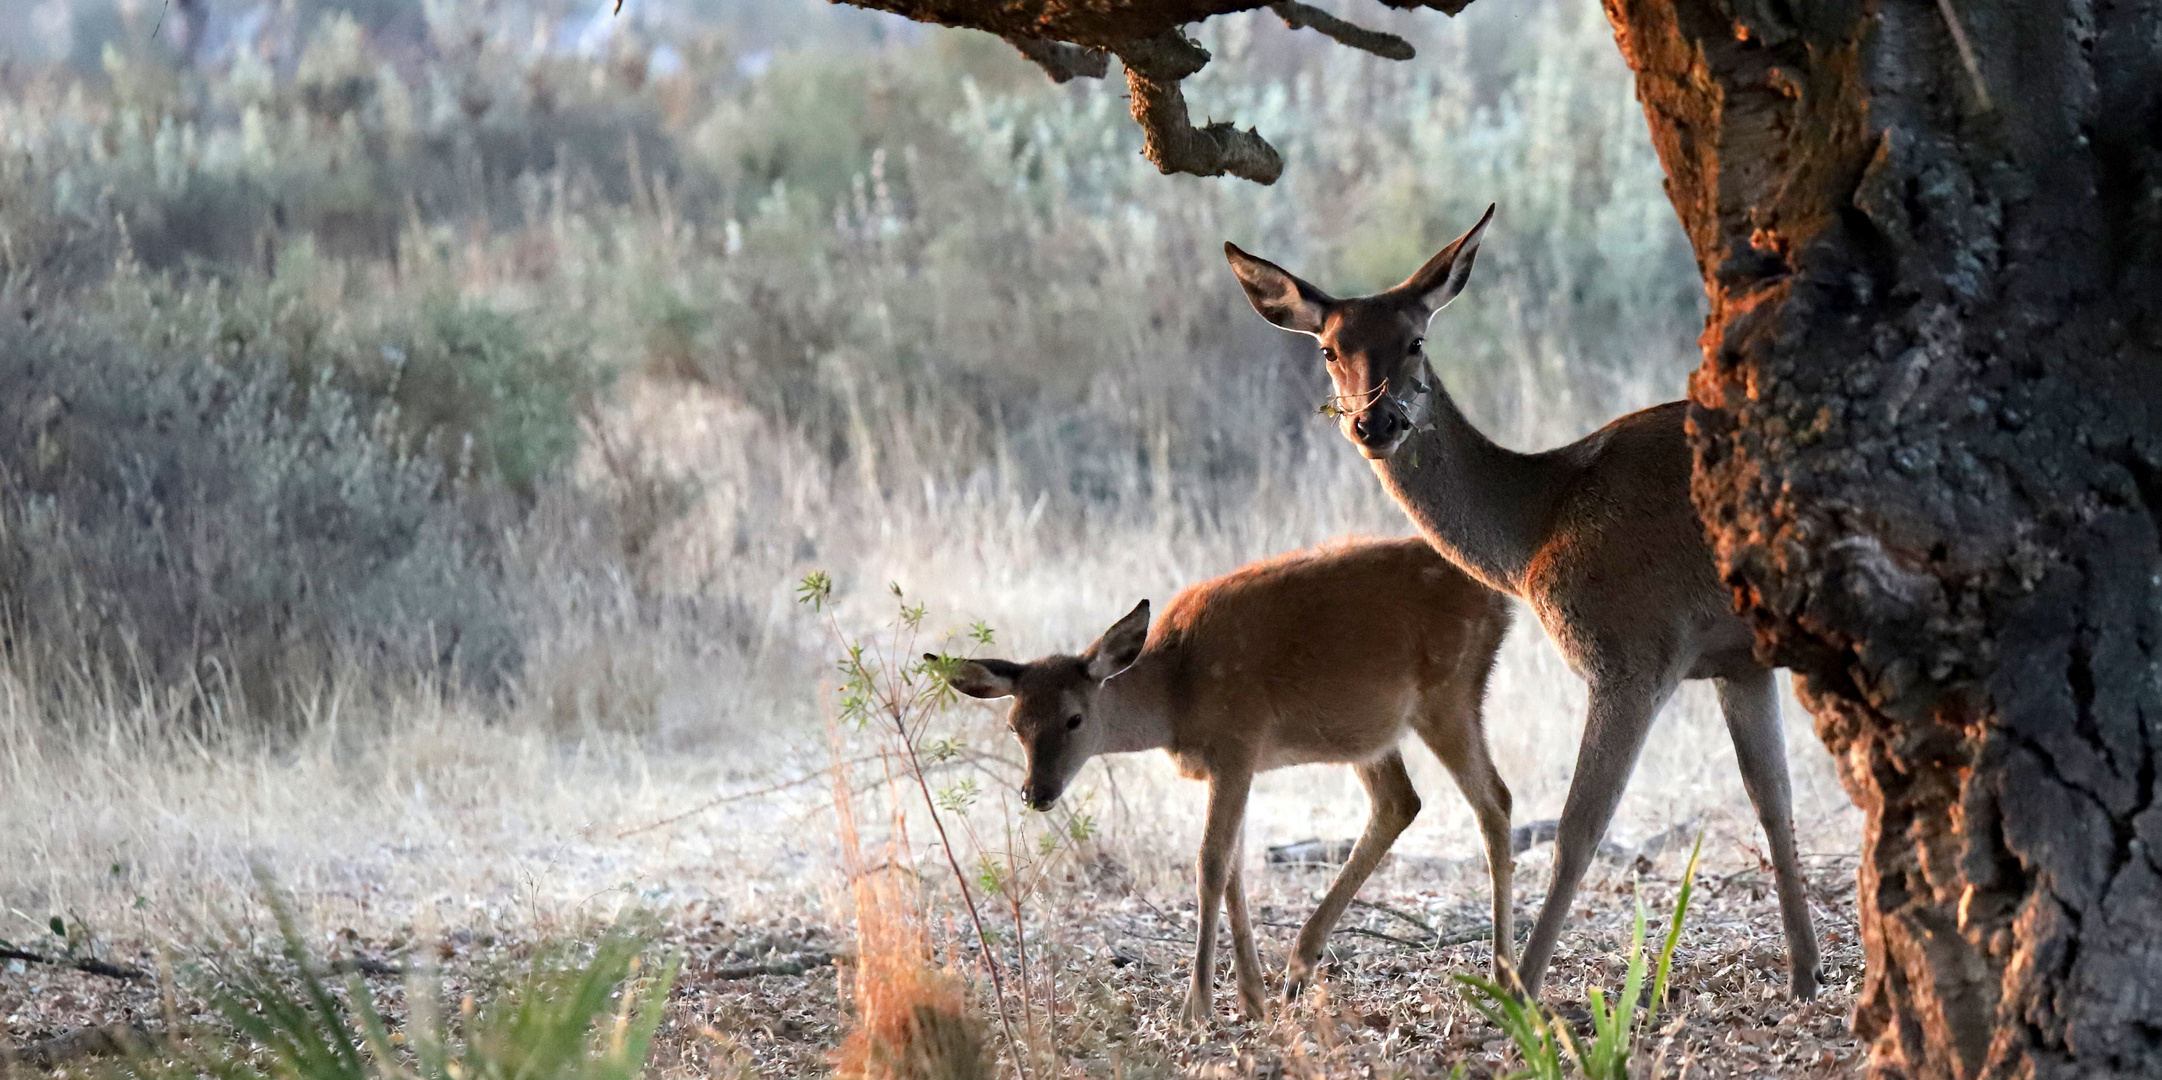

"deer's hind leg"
[1184,761,1253,1027]
[1285,750,1421,1000]
[1717,667,1821,999]
[1224,827,1266,1018]
[1415,702,1515,979]
[1516,673,1671,997]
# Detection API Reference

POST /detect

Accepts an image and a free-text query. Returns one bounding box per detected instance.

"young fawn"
[942,537,1513,1026]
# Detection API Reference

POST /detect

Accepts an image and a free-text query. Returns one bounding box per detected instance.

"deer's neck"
[1374,390,1556,597]
[1094,653,1176,755]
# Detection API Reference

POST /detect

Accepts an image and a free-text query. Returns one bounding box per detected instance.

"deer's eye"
[1409,338,1424,355]
[1066,714,1083,730]
[1320,347,1337,363]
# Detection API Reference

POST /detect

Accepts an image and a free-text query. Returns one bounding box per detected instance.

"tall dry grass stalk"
[832,748,991,1080]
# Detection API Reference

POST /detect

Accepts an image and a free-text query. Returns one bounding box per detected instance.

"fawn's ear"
[1225,242,1332,336]
[1083,600,1150,682]
[1393,203,1494,318]
[938,656,1025,699]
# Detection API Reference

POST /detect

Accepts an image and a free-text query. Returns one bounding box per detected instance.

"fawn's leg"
[1224,827,1266,1018]
[1285,751,1421,999]
[1717,667,1822,999]
[1516,675,1670,997]
[1184,762,1253,1028]
[1420,709,1516,979]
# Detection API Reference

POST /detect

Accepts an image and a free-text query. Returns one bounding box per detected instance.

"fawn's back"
[1148,536,1510,773]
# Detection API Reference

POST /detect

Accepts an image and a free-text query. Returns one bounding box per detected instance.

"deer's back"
[1150,537,1509,769]
[1527,400,1755,680]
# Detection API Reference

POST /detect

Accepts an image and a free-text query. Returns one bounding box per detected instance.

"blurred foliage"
[112,879,674,1080]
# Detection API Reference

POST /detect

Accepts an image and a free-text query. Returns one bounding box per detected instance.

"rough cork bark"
[1599,0,2162,1076]
[837,0,2161,1074]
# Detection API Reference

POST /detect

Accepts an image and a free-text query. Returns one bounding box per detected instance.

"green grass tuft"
[1457,834,1703,1079]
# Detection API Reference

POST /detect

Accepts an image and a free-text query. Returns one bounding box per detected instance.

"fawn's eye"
[1066,714,1083,730]
[1321,347,1337,363]
[1410,337,1424,355]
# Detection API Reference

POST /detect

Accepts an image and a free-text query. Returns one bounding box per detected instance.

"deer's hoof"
[1790,963,1824,1002]
[1179,994,1213,1030]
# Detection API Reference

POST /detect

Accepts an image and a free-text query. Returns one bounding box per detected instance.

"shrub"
[381,296,594,496]
[0,275,523,728]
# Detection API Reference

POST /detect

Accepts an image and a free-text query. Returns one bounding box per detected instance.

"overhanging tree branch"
[1270,2,1415,60]
[1375,0,1478,14]
[831,0,1459,182]
[1004,36,1110,82]
[1116,31,1284,183]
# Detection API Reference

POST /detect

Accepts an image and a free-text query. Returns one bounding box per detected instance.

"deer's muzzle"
[1021,781,1060,811]
[1349,403,1410,459]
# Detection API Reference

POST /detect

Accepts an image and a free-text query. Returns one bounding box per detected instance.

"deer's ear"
[1394,203,1494,317]
[943,657,1025,699]
[1225,243,1332,336]
[1084,600,1150,682]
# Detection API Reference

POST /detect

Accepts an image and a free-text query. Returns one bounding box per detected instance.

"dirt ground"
[2,838,1866,1079]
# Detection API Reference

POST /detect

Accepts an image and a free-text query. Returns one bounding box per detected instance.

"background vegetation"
[0,0,1854,1040]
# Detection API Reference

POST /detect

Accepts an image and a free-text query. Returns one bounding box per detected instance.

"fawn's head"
[1224,204,1493,460]
[934,600,1150,811]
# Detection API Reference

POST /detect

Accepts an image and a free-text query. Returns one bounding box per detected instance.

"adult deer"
[941,537,1513,1025]
[1223,207,1822,1000]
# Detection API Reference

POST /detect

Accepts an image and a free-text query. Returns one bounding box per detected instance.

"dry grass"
[2,826,1864,1078]
[830,759,989,1080]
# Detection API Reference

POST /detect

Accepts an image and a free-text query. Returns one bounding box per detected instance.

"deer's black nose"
[1353,409,1403,444]
[1022,784,1057,811]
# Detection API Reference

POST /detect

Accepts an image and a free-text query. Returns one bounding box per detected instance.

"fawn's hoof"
[1283,963,1317,1002]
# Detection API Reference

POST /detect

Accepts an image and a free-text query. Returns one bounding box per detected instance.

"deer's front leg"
[1184,763,1253,1028]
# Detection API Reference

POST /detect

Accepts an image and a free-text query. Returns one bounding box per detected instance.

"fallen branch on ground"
[0,947,148,982]
[710,950,837,980]
[326,957,405,977]
[1,1023,161,1069]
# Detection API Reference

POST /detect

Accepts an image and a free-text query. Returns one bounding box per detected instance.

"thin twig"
[1349,898,1439,938]
[1425,923,1497,948]
[840,607,1023,1073]
[1933,0,1993,111]
[614,754,885,838]
[1257,921,1429,949]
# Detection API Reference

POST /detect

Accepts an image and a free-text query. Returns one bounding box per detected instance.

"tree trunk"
[1600,0,2162,1076]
